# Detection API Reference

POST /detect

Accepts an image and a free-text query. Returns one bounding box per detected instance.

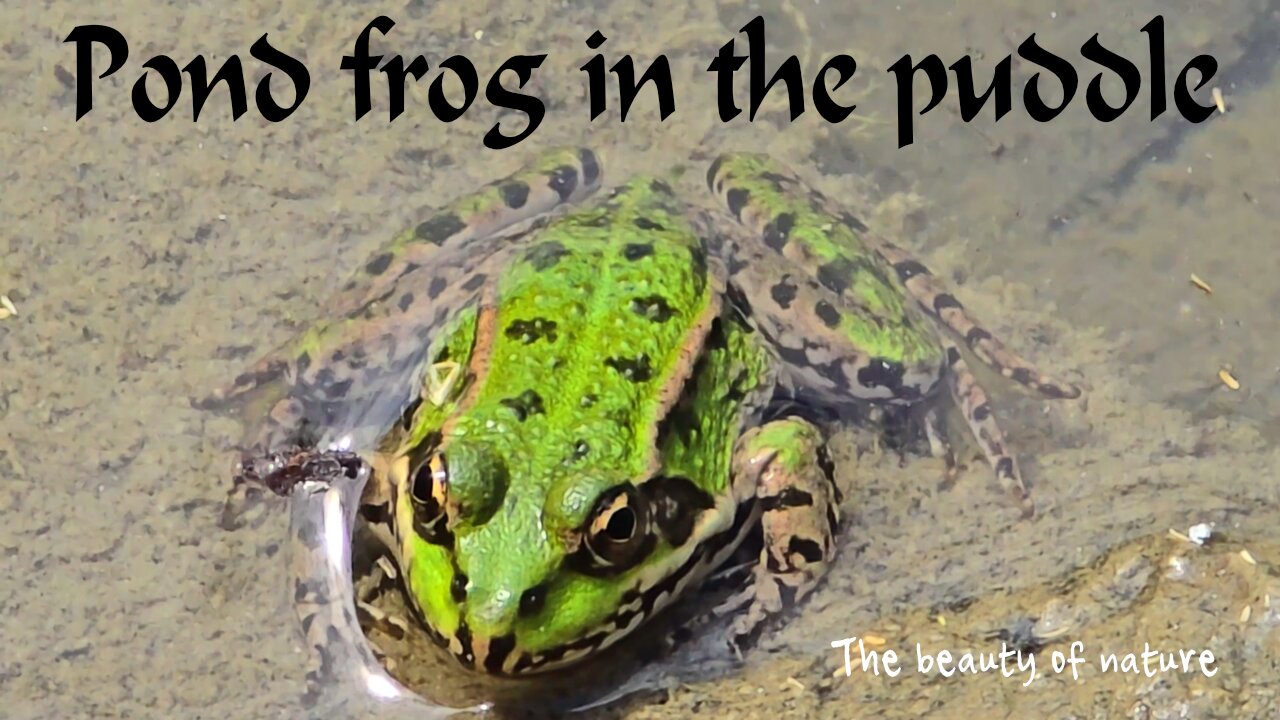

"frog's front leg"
[718,417,841,645]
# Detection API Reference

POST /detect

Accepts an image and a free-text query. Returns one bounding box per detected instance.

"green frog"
[205,148,1080,677]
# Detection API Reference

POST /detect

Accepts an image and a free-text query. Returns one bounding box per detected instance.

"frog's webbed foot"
[715,418,841,650]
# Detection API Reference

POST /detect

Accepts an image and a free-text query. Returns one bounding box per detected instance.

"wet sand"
[1,0,1277,717]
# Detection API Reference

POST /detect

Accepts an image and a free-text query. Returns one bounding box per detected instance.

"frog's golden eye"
[582,485,653,571]
[408,452,451,544]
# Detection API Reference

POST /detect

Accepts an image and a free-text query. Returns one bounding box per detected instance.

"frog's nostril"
[518,583,547,618]
[466,585,520,634]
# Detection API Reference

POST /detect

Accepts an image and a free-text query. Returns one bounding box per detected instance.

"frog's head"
[390,433,709,675]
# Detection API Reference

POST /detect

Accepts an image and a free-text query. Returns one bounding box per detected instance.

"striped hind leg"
[939,337,1036,518]
[874,240,1081,401]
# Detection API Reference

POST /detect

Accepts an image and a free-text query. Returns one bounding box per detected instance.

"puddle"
[1,0,1276,718]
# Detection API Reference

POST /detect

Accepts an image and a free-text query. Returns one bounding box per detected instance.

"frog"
[201,147,1080,678]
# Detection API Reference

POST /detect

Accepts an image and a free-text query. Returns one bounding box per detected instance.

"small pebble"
[1188,522,1214,546]
[1218,369,1241,391]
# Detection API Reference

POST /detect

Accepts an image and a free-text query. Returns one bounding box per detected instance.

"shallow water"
[2,0,1278,718]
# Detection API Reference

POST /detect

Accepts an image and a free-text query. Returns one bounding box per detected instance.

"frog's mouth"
[416,491,761,677]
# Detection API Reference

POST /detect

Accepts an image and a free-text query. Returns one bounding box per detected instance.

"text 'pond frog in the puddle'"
[201,147,1081,679]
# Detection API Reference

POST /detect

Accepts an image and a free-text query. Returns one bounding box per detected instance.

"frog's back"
[456,177,721,479]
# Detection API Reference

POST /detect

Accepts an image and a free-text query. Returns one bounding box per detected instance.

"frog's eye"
[408,452,451,544]
[582,485,653,571]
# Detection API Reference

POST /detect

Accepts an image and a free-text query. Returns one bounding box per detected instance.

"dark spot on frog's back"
[525,241,568,271]
[760,170,792,192]
[547,165,579,202]
[816,257,855,295]
[894,259,930,282]
[633,217,664,232]
[857,358,905,392]
[770,279,797,309]
[398,293,414,312]
[499,181,530,209]
[428,275,448,299]
[631,295,676,323]
[500,389,546,421]
[505,318,558,343]
[814,300,841,328]
[462,273,488,292]
[604,354,652,382]
[415,213,468,245]
[623,242,654,261]
[365,252,394,276]
[650,178,674,196]
[763,212,794,252]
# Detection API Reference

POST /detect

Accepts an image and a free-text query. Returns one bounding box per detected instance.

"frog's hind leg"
[937,336,1035,518]
[327,147,604,318]
[873,240,1081,400]
[198,147,605,415]
[715,418,842,648]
